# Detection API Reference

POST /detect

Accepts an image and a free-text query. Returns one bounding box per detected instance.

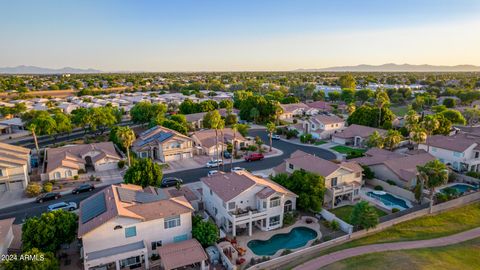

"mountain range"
[297,63,480,72]
[0,65,102,74]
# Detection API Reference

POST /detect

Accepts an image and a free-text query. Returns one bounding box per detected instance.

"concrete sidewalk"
[295,226,480,270]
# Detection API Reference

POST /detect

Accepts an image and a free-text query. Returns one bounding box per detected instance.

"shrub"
[362,165,375,179]
[73,175,79,180]
[283,212,296,227]
[466,171,480,179]
[374,185,384,191]
[392,208,400,213]
[151,254,160,261]
[247,145,257,152]
[25,183,42,197]
[281,249,292,256]
[285,129,299,139]
[293,119,297,124]
[43,182,53,193]
[89,175,96,181]
[330,220,340,231]
[78,169,86,174]
[322,235,333,241]
[435,193,449,203]
[118,160,126,169]
[386,180,397,186]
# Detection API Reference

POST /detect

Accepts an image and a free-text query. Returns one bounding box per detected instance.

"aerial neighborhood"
[0,71,479,270]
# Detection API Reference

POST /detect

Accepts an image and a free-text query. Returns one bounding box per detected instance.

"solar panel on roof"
[81,193,107,224]
[136,132,173,147]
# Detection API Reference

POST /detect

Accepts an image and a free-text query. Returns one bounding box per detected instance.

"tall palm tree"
[117,126,136,166]
[230,124,238,171]
[365,131,384,149]
[421,115,440,152]
[417,160,448,213]
[208,110,223,170]
[409,126,427,149]
[375,90,390,128]
[266,122,276,152]
[27,124,40,163]
[383,129,402,151]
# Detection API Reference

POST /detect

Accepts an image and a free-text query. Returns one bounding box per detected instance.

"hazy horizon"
[1,0,479,72]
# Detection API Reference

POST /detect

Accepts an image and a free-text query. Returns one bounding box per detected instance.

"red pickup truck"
[245,153,264,162]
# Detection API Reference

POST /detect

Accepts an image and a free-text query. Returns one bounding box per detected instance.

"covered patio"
[156,239,208,270]
[84,241,148,270]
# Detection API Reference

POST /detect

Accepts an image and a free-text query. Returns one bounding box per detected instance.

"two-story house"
[301,115,345,139]
[0,142,31,193]
[132,126,194,163]
[191,128,252,156]
[273,150,363,208]
[201,171,297,237]
[78,183,207,270]
[418,134,480,172]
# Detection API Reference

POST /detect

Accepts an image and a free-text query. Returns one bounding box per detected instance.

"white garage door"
[0,183,6,192]
[9,181,24,190]
[165,154,182,161]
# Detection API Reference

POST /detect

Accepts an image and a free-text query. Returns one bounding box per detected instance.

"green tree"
[355,89,374,104]
[250,107,260,123]
[463,107,480,125]
[349,201,379,230]
[347,105,395,128]
[123,158,163,187]
[328,91,341,102]
[23,111,57,158]
[179,99,200,114]
[161,119,188,135]
[266,122,276,152]
[192,216,219,247]
[383,129,403,150]
[22,210,78,253]
[53,112,72,139]
[417,160,448,213]
[421,115,440,152]
[272,170,325,212]
[340,89,355,103]
[440,109,466,125]
[338,74,356,90]
[442,98,456,108]
[375,90,390,127]
[117,126,136,166]
[409,126,427,149]
[1,248,59,270]
[236,123,249,137]
[130,102,166,125]
[365,131,384,149]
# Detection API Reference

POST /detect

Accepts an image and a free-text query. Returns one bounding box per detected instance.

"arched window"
[284,200,293,212]
[66,170,72,177]
[54,172,61,179]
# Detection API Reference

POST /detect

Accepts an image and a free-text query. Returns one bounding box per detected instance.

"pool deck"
[235,216,321,263]
[360,187,413,211]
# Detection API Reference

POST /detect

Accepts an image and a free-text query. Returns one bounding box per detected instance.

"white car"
[206,159,223,168]
[272,134,281,140]
[208,170,219,176]
[47,202,77,212]
[231,167,245,172]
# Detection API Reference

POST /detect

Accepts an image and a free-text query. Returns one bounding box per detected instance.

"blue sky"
[1,0,479,71]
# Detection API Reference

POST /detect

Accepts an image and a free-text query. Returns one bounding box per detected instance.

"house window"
[125,226,136,238]
[331,177,338,187]
[476,152,479,159]
[354,189,359,196]
[210,189,213,196]
[355,172,361,178]
[151,240,162,250]
[54,172,61,179]
[0,169,3,177]
[263,201,267,209]
[214,207,218,215]
[453,152,463,157]
[114,225,123,230]
[288,163,294,170]
[120,256,141,268]
[66,170,72,177]
[173,234,188,243]
[269,215,281,226]
[228,202,236,210]
[270,197,281,208]
[164,215,181,229]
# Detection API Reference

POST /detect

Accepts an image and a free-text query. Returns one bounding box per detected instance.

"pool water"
[442,184,478,194]
[247,227,317,256]
[367,191,410,210]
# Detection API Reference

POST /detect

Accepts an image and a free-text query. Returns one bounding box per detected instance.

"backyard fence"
[246,191,480,270]
[367,178,420,203]
[318,209,353,235]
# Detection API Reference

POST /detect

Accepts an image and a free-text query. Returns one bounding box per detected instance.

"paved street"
[0,128,336,224]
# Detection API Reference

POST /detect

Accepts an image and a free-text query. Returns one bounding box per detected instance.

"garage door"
[9,181,24,190]
[0,183,6,192]
[165,154,182,161]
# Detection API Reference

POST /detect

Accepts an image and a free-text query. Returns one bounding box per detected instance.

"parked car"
[206,159,223,168]
[272,134,281,140]
[47,202,77,212]
[36,192,61,203]
[231,167,245,172]
[72,184,95,194]
[223,150,232,159]
[245,153,264,162]
[208,170,219,176]
[161,177,183,188]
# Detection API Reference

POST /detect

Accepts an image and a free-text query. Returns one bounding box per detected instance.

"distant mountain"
[297,63,480,72]
[0,65,102,74]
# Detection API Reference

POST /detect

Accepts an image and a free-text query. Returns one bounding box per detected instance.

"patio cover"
[157,239,207,270]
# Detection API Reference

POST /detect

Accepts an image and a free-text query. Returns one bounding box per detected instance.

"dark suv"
[36,192,61,203]
[161,177,183,188]
[72,184,95,194]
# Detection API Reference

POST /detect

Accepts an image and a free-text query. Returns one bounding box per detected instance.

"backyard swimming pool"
[441,183,478,194]
[366,191,411,210]
[247,227,317,256]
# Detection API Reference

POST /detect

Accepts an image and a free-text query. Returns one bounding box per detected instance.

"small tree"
[192,216,219,247]
[417,160,448,213]
[123,158,163,187]
[350,201,379,230]
[22,210,78,253]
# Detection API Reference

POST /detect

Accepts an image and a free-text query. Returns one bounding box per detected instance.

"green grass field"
[330,145,366,155]
[322,237,480,270]
[390,105,409,116]
[281,202,480,270]
[329,205,388,224]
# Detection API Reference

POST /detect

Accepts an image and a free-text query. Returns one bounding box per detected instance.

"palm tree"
[375,90,390,128]
[230,124,238,171]
[365,131,384,149]
[404,109,420,131]
[346,103,356,115]
[383,129,402,151]
[266,122,276,152]
[117,126,136,166]
[417,160,448,213]
[274,102,283,125]
[27,124,40,163]
[409,126,427,149]
[421,115,440,152]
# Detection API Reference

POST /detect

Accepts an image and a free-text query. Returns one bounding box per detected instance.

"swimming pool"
[366,191,411,210]
[441,183,478,194]
[247,227,317,256]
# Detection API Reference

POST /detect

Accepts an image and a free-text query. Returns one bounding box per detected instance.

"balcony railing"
[331,183,357,194]
[229,208,267,222]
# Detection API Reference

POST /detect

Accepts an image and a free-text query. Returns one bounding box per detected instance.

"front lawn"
[390,105,409,117]
[322,237,480,270]
[330,145,366,155]
[330,205,387,224]
[314,140,327,145]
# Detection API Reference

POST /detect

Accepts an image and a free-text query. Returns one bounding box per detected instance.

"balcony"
[331,183,358,195]
[229,208,267,223]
